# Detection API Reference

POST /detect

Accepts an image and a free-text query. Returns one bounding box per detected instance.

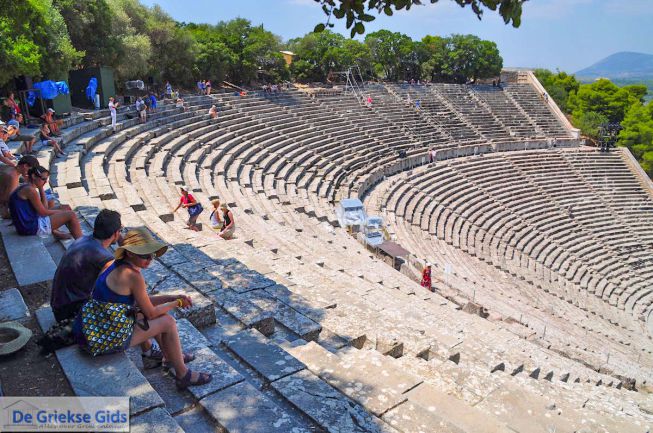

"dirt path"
[0,236,73,397]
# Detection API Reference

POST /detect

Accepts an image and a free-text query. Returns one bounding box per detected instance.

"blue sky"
[140,0,653,73]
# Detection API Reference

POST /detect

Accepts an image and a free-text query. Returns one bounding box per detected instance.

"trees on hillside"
[536,69,653,177]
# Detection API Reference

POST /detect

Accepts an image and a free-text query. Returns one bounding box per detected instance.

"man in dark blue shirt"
[51,209,122,322]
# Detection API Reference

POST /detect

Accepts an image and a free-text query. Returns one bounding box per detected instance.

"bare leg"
[49,210,82,239]
[130,315,206,381]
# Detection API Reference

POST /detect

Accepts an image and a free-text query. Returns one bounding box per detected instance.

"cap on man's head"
[47,108,55,113]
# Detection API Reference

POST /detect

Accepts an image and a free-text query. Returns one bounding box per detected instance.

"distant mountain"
[575,52,653,80]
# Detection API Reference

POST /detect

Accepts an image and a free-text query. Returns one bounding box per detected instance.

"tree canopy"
[288,30,502,83]
[1,0,506,89]
[536,69,653,178]
[313,0,525,36]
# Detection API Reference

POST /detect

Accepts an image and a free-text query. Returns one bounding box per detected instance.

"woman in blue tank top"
[9,166,82,239]
[73,227,211,389]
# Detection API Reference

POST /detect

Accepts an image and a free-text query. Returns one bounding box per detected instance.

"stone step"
[286,341,421,417]
[34,307,164,416]
[247,288,322,341]
[0,221,57,287]
[130,407,185,433]
[272,369,399,433]
[200,380,312,433]
[395,382,512,433]
[174,319,244,400]
[224,328,305,382]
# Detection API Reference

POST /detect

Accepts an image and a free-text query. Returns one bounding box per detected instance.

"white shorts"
[37,216,52,236]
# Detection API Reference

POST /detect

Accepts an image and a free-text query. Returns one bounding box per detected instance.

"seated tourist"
[0,125,17,166]
[71,227,212,388]
[40,108,62,136]
[8,166,81,239]
[51,209,123,322]
[175,98,185,111]
[0,164,19,219]
[218,204,235,239]
[16,155,38,180]
[208,105,218,119]
[39,122,65,157]
[209,199,222,231]
[7,114,36,153]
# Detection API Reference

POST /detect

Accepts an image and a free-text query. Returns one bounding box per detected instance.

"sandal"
[162,352,195,371]
[175,369,212,390]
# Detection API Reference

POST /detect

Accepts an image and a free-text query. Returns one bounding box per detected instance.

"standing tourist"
[421,262,432,291]
[173,186,203,231]
[108,97,119,131]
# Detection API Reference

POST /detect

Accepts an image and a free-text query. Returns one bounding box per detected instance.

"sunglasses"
[135,253,155,260]
[38,176,49,182]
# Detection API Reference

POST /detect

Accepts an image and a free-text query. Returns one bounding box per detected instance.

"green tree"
[364,30,415,81]
[574,111,609,140]
[185,23,234,83]
[312,0,525,36]
[533,69,580,112]
[568,79,641,124]
[288,30,372,82]
[215,18,288,84]
[0,0,82,86]
[618,102,653,175]
[53,0,121,67]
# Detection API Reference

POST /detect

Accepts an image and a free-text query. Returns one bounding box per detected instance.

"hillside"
[576,51,653,80]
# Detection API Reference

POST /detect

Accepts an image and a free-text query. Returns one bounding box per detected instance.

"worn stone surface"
[173,406,218,433]
[176,319,244,399]
[0,288,30,323]
[130,407,184,433]
[201,381,311,433]
[0,222,57,286]
[153,275,215,328]
[287,342,420,416]
[199,307,246,347]
[405,383,512,433]
[248,289,322,341]
[382,401,466,433]
[139,367,195,416]
[225,328,305,382]
[175,265,223,295]
[208,258,275,293]
[272,369,399,433]
[207,290,274,336]
[56,346,164,415]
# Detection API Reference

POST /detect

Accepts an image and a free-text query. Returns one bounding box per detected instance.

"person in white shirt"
[209,199,223,231]
[0,126,17,166]
[108,97,119,131]
[208,105,218,119]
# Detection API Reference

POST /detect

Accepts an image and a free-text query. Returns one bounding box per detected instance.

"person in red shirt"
[421,262,433,292]
[172,186,203,231]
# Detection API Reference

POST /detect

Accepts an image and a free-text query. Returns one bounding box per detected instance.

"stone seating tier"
[4,85,651,432]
